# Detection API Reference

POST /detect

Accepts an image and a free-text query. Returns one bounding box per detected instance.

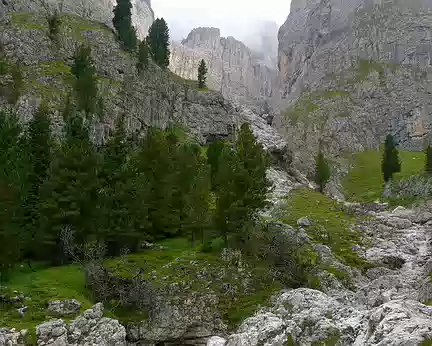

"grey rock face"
[169,27,280,106]
[47,299,81,316]
[1,0,154,39]
[0,10,236,143]
[0,328,27,346]
[275,0,432,170]
[209,203,432,345]
[37,303,126,346]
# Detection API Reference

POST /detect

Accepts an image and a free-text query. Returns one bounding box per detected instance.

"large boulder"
[36,303,126,346]
[0,328,27,346]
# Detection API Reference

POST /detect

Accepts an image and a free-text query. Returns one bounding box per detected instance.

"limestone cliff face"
[276,0,432,170]
[0,10,235,143]
[1,0,154,39]
[169,27,279,108]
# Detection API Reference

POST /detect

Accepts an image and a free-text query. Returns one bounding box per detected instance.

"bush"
[47,11,61,42]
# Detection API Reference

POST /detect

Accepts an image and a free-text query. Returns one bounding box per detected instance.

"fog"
[151,0,292,42]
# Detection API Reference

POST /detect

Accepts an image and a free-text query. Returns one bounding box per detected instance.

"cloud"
[151,0,292,41]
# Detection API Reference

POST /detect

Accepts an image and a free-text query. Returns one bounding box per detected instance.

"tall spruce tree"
[315,150,330,193]
[425,145,432,174]
[214,123,270,246]
[72,45,98,115]
[382,134,401,182]
[0,110,25,273]
[198,59,208,89]
[147,18,170,68]
[112,0,137,51]
[40,112,100,264]
[20,102,53,263]
[97,114,138,255]
[207,140,226,190]
[136,40,150,73]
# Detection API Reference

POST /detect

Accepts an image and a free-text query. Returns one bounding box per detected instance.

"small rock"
[47,299,81,315]
[297,217,312,227]
[207,336,227,346]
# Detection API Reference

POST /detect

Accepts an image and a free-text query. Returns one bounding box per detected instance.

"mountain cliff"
[1,0,154,39]
[275,0,432,170]
[169,27,279,110]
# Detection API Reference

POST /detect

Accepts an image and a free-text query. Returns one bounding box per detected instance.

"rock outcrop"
[169,27,279,108]
[275,0,432,170]
[209,204,432,345]
[0,0,154,39]
[37,303,126,345]
[0,10,236,143]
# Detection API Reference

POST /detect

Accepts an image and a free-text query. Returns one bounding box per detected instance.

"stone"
[2,0,154,40]
[207,336,227,346]
[47,299,81,315]
[0,328,27,346]
[37,303,126,346]
[169,28,279,106]
[297,217,312,227]
[274,0,432,172]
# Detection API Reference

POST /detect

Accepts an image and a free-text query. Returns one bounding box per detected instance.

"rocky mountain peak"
[181,27,222,49]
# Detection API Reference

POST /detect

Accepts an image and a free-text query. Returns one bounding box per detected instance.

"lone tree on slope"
[113,0,137,51]
[382,134,401,182]
[147,18,170,68]
[315,149,331,193]
[137,40,149,73]
[197,59,208,89]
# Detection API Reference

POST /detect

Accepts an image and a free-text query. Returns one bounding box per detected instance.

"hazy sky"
[152,0,292,41]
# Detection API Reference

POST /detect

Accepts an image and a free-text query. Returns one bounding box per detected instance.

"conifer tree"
[112,0,137,51]
[97,114,138,255]
[8,63,24,105]
[198,59,208,89]
[207,140,226,190]
[0,110,25,272]
[425,145,432,174]
[214,123,270,246]
[136,40,149,73]
[40,112,100,264]
[382,134,401,182]
[315,150,330,193]
[20,102,53,262]
[72,45,98,115]
[147,18,170,68]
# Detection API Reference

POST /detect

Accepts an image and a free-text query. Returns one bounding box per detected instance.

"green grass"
[343,149,425,203]
[106,237,280,328]
[0,265,90,340]
[279,188,371,271]
[10,13,45,30]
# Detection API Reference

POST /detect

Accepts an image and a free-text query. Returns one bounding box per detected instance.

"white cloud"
[151,0,292,41]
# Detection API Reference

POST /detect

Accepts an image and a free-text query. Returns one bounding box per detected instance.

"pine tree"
[8,62,24,105]
[20,101,53,262]
[0,110,25,273]
[136,40,149,73]
[214,123,271,246]
[72,45,98,115]
[40,112,100,264]
[112,0,137,51]
[382,134,401,182]
[315,150,330,193]
[425,145,432,174]
[147,18,170,68]
[198,59,208,89]
[97,114,138,255]
[207,140,226,190]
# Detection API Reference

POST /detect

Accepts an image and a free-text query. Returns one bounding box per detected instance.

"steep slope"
[275,0,432,171]
[169,27,279,110]
[0,10,236,143]
[0,0,154,39]
[210,205,432,345]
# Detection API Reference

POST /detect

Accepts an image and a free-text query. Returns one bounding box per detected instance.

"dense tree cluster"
[0,106,269,270]
[0,50,270,272]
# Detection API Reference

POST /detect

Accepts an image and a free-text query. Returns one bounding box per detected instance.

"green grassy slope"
[343,149,425,203]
